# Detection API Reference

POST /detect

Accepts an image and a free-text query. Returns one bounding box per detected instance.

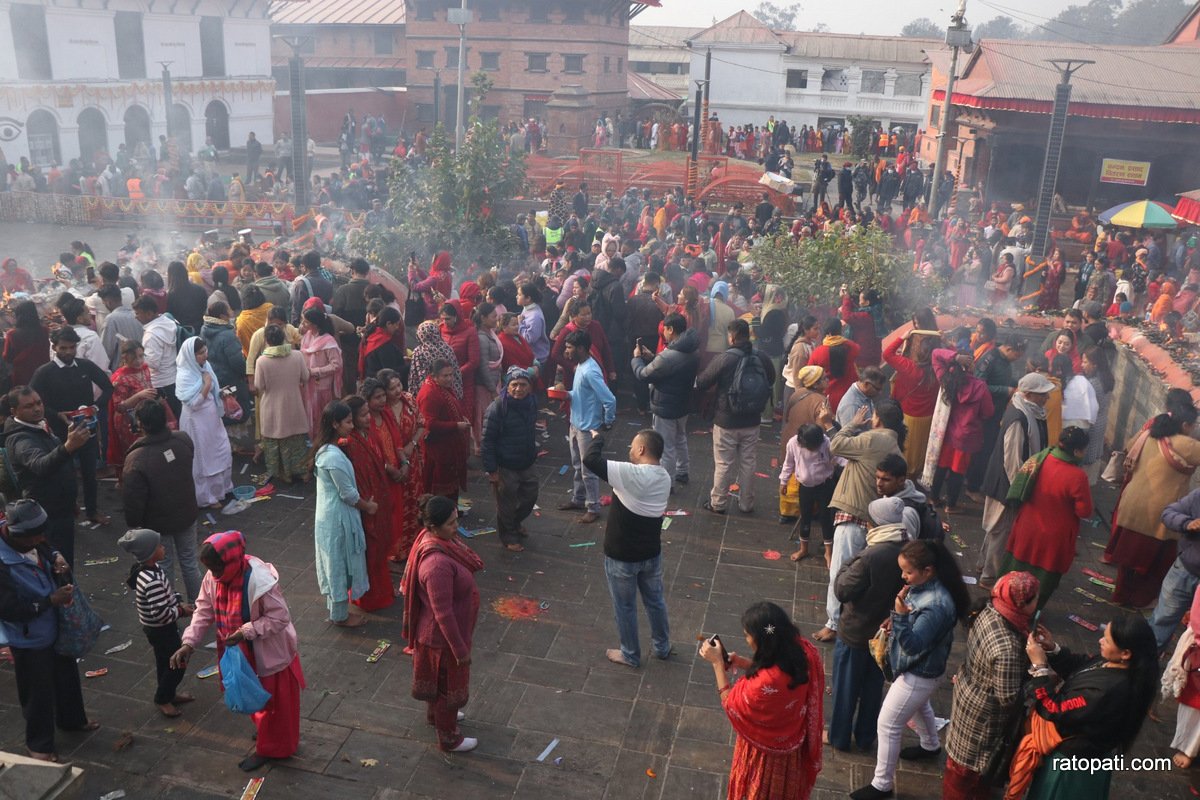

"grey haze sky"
[634,0,1076,36]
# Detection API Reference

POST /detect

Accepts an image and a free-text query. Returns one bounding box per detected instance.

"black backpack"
[727,348,771,416]
[903,491,946,543]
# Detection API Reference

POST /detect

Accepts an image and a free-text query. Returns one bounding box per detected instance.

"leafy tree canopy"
[900,17,945,38]
[753,1,802,30]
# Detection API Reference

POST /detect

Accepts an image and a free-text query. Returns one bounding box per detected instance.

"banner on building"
[1099,158,1151,187]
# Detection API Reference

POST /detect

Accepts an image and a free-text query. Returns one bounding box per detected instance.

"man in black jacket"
[290,250,334,325]
[482,368,539,552]
[2,387,93,565]
[29,327,112,527]
[632,314,699,489]
[695,319,775,515]
[332,257,372,393]
[122,400,201,602]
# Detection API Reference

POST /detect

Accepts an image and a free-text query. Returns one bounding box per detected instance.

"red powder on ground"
[762,550,782,561]
[492,596,542,621]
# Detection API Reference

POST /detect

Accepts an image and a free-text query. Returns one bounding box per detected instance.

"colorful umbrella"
[1097,200,1178,229]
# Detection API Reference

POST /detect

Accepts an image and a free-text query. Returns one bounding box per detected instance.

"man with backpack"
[695,319,775,515]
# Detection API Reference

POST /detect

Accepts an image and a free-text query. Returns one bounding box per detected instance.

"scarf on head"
[262,343,292,358]
[991,571,1040,634]
[498,366,537,416]
[1006,446,1078,506]
[822,334,847,348]
[723,635,824,767]
[709,281,729,325]
[866,523,908,546]
[175,336,221,411]
[400,528,485,645]
[410,320,462,399]
[206,530,252,640]
[186,252,209,285]
[358,326,394,375]
[1011,392,1047,455]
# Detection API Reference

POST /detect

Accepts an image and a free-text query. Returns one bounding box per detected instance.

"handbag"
[221,390,244,421]
[220,645,272,714]
[54,571,105,659]
[1101,449,1125,483]
[868,626,895,682]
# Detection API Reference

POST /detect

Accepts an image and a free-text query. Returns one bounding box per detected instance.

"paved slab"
[0,407,1191,799]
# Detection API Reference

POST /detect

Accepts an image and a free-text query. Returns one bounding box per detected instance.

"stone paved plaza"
[0,406,1192,799]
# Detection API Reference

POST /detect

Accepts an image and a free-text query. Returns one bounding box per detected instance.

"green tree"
[752,1,802,29]
[751,226,941,316]
[355,74,526,274]
[901,17,945,38]
[973,15,1026,40]
[846,115,877,159]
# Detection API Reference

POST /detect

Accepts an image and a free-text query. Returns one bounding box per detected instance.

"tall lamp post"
[159,61,174,139]
[930,0,970,219]
[276,35,313,211]
[447,2,472,151]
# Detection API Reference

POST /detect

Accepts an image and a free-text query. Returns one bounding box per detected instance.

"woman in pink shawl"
[699,601,824,800]
[299,307,342,439]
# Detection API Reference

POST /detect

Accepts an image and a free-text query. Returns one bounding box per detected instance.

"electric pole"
[448,1,471,151]
[930,0,970,219]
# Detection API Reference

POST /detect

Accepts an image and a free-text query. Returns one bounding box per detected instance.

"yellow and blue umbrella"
[1097,200,1178,229]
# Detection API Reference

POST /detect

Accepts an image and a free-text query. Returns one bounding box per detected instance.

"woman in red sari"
[341,395,395,612]
[108,340,176,468]
[401,495,483,753]
[416,360,471,504]
[376,369,426,563]
[699,601,824,800]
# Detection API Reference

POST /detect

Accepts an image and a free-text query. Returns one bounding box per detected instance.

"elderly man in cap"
[977,371,1054,587]
[0,499,98,760]
[482,367,541,553]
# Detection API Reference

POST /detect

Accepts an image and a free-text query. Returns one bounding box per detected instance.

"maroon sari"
[340,431,395,611]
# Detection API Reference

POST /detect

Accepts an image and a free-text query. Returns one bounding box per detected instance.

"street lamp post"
[930,1,970,219]
[159,61,174,139]
[447,2,472,151]
[275,35,313,211]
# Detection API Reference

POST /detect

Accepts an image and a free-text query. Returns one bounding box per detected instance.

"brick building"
[403,0,644,130]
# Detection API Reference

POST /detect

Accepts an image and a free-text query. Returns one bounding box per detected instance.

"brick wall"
[273,90,409,144]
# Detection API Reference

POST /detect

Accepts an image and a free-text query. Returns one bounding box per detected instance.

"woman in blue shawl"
[176,336,233,507]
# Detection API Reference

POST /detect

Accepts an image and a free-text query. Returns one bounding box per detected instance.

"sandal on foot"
[503,543,525,552]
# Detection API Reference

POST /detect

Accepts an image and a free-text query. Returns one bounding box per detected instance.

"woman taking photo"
[1007,614,1157,799]
[109,340,175,469]
[300,308,342,440]
[310,401,376,627]
[341,395,394,612]
[417,359,471,504]
[1106,403,1200,608]
[853,540,971,800]
[175,337,233,508]
[376,369,425,561]
[698,601,824,799]
[943,572,1040,799]
[401,495,484,753]
[253,325,310,484]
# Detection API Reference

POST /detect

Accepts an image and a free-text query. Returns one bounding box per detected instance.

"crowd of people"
[0,164,1195,799]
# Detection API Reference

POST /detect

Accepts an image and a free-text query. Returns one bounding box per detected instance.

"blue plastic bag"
[220,645,271,714]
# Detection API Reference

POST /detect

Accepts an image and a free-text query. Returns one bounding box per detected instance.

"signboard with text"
[1099,158,1151,186]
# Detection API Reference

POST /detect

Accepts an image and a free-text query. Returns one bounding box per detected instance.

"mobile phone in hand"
[708,634,732,667]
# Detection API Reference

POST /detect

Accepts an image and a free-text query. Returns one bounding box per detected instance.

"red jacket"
[931,349,995,454]
[883,337,939,418]
[1008,452,1093,573]
[839,296,882,368]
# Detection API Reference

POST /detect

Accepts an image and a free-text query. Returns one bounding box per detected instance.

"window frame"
[527,52,549,72]
[785,69,808,89]
[563,53,584,74]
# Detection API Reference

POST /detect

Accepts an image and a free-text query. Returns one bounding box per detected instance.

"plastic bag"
[220,645,271,714]
[54,573,104,659]
[222,391,244,421]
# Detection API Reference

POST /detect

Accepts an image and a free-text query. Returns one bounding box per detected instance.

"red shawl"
[206,530,252,640]
[723,636,824,763]
[400,529,484,645]
[358,326,394,377]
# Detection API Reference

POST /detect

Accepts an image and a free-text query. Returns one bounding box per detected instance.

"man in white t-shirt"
[583,429,672,668]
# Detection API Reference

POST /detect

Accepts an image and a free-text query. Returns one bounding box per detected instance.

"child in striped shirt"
[118,528,195,717]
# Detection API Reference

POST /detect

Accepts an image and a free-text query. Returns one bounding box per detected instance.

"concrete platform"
[0,409,1190,799]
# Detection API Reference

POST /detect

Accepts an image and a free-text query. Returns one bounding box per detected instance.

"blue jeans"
[159,523,202,604]
[568,426,602,513]
[603,555,670,667]
[829,639,884,751]
[1149,556,1200,650]
[824,521,867,631]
